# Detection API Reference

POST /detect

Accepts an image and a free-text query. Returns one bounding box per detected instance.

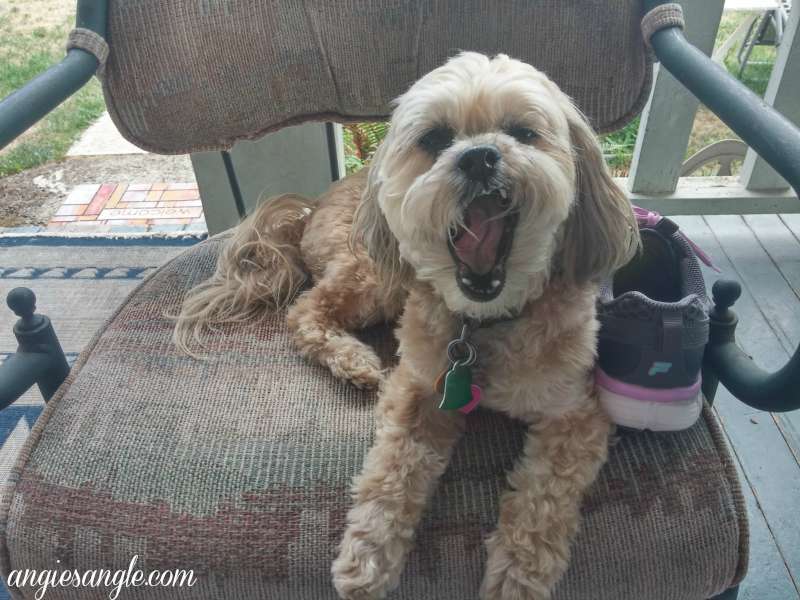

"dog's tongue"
[453,198,504,275]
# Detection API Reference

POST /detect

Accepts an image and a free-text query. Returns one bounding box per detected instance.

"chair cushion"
[0,238,747,599]
[102,1,652,154]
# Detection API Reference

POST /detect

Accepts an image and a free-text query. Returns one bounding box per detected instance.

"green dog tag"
[438,364,473,410]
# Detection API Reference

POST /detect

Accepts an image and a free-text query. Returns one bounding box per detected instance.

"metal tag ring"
[447,338,476,366]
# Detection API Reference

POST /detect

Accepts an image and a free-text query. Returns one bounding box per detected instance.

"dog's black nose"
[457,145,500,184]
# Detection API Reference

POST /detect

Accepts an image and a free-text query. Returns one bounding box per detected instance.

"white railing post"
[628,0,725,195]
[740,4,799,191]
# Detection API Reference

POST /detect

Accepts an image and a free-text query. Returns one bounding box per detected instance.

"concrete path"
[66,112,147,157]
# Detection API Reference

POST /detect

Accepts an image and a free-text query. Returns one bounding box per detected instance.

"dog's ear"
[557,103,639,285]
[350,141,415,291]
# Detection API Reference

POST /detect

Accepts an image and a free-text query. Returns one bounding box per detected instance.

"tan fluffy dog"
[175,52,638,599]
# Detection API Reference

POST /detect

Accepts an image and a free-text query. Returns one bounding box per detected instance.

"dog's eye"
[506,126,538,144]
[419,127,454,156]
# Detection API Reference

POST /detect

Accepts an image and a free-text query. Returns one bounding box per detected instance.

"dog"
[174,52,638,599]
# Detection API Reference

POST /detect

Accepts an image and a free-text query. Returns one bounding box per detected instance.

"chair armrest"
[705,280,800,412]
[0,352,60,408]
[0,288,71,408]
[0,0,107,150]
[644,1,800,411]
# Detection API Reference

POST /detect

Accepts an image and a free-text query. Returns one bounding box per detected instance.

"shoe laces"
[632,206,721,273]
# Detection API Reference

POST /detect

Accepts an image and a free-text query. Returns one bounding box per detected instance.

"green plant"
[343,122,389,174]
[601,117,640,173]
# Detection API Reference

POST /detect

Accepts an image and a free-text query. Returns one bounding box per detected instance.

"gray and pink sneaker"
[596,208,717,432]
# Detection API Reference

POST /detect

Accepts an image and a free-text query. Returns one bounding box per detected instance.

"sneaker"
[596,208,716,432]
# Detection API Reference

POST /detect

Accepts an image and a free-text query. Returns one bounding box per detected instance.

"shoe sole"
[597,385,703,432]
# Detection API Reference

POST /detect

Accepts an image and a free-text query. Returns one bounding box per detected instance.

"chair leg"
[708,585,740,600]
[738,13,770,78]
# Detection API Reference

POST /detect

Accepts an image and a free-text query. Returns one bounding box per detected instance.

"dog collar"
[463,313,518,330]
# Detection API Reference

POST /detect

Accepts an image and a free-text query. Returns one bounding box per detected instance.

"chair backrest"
[102,1,651,154]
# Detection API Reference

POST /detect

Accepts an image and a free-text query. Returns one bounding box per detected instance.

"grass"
[0,13,105,177]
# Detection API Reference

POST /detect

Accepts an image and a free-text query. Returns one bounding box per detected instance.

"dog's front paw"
[332,524,405,600]
[327,348,385,390]
[480,532,551,600]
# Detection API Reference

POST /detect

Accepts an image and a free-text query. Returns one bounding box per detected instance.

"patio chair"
[680,140,748,176]
[1,1,799,598]
[736,0,792,76]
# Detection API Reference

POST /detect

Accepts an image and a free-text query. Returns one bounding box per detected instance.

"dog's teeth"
[491,280,501,288]
[461,277,473,285]
[499,189,507,199]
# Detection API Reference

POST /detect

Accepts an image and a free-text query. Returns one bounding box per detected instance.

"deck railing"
[626,0,799,215]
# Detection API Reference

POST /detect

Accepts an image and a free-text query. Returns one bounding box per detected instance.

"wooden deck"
[674,214,800,599]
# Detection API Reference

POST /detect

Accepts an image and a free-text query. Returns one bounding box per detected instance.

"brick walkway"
[47,183,206,233]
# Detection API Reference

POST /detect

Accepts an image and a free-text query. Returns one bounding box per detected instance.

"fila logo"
[648,361,673,376]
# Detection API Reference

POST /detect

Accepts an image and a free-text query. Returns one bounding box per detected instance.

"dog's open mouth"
[447,190,518,302]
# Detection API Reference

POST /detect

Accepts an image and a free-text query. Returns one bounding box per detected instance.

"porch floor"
[674,214,800,600]
[1,215,800,598]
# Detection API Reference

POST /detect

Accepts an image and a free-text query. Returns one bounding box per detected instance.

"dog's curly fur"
[174,52,639,599]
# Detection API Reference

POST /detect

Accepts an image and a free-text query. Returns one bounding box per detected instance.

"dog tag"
[439,364,474,410]
[459,384,482,415]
